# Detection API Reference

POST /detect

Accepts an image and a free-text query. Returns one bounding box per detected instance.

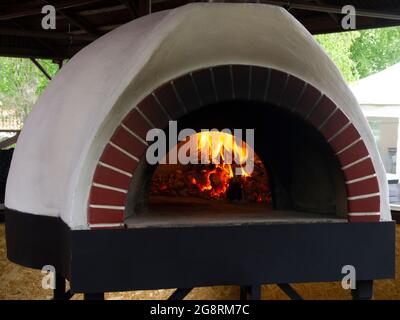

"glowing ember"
[190,131,250,198]
[150,132,271,203]
[191,165,232,197]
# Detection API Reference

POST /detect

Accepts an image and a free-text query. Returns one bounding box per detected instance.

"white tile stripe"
[248,65,253,100]
[209,68,218,102]
[136,107,155,129]
[89,223,124,228]
[152,92,172,121]
[170,80,188,113]
[89,204,125,210]
[347,192,380,201]
[304,93,324,119]
[121,123,148,146]
[318,107,338,130]
[327,121,351,142]
[229,65,235,100]
[263,68,272,102]
[291,82,308,112]
[346,174,376,185]
[92,183,128,194]
[348,212,380,216]
[341,155,370,170]
[278,74,290,107]
[335,138,362,156]
[98,161,132,177]
[109,141,139,162]
[190,72,203,106]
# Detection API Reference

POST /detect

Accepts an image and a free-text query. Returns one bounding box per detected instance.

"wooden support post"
[54,59,64,70]
[138,0,150,16]
[30,58,52,80]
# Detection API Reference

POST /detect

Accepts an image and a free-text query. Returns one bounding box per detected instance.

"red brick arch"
[88,65,380,228]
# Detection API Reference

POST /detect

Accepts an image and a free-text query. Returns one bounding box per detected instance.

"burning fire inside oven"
[150,132,272,203]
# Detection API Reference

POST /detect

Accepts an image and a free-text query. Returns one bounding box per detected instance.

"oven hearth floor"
[125,196,346,228]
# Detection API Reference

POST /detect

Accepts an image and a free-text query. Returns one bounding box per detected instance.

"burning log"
[150,132,272,204]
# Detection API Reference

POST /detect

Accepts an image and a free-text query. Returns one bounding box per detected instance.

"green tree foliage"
[350,27,400,79]
[315,31,360,82]
[0,58,58,122]
[316,26,400,83]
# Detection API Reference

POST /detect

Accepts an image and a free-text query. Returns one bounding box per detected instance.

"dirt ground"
[1,223,399,300]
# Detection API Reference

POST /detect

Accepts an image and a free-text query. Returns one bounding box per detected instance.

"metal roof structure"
[1,0,400,60]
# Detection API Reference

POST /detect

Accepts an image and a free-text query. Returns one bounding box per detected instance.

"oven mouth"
[124,100,348,228]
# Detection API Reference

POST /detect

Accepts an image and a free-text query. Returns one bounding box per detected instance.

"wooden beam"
[0,45,79,60]
[0,133,20,150]
[301,14,400,34]
[0,0,102,21]
[57,10,101,37]
[315,0,339,25]
[78,4,127,17]
[10,21,60,58]
[263,1,400,21]
[118,0,139,18]
[138,0,151,16]
[0,28,96,41]
[42,0,102,37]
[69,24,122,35]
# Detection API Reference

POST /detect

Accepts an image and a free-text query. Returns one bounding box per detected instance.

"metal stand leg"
[240,286,249,300]
[249,284,261,300]
[351,280,373,300]
[277,284,303,300]
[53,273,66,300]
[240,284,261,300]
[168,288,192,300]
[53,273,74,300]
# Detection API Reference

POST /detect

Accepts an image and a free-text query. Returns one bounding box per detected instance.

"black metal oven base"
[5,209,396,297]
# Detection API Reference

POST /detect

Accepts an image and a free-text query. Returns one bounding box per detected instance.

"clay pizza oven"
[4,3,395,299]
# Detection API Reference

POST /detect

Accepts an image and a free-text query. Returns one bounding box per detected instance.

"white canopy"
[351,62,400,106]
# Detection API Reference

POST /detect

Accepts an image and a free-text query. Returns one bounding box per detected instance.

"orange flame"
[189,131,252,198]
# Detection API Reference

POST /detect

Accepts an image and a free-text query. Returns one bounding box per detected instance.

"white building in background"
[351,62,400,184]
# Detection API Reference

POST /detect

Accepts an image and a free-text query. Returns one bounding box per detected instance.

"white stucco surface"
[5,3,391,229]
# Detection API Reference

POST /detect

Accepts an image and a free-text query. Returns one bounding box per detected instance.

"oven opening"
[124,101,348,228]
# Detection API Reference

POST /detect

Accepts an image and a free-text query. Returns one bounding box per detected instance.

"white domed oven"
[5,3,395,300]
